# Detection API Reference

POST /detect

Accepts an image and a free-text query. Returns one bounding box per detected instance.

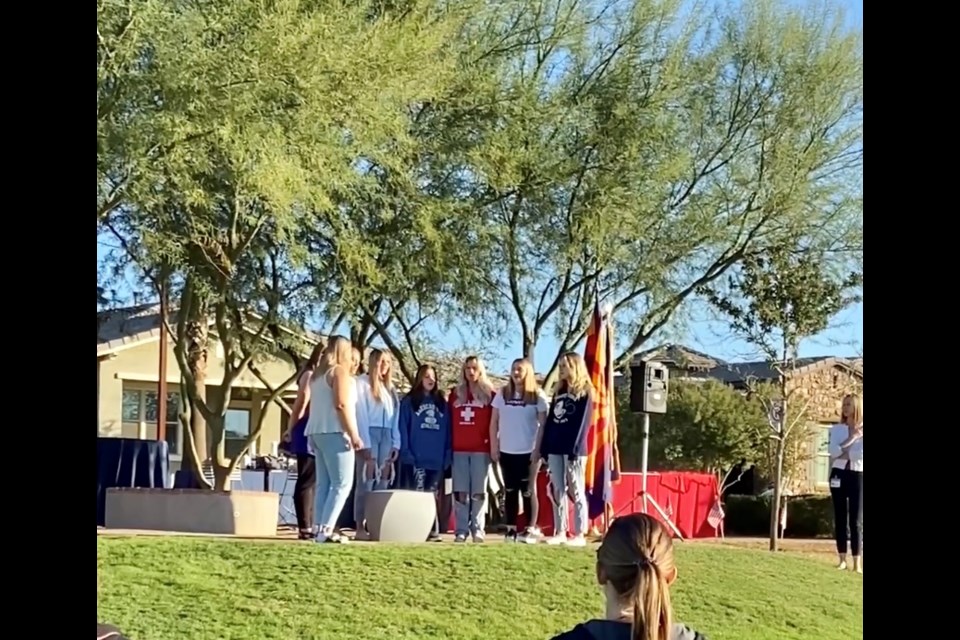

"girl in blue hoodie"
[399,364,452,541]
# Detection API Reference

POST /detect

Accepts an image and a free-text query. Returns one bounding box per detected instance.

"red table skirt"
[443,470,720,539]
[525,470,720,539]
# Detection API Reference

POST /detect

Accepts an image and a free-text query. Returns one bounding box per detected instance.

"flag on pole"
[583,301,622,520]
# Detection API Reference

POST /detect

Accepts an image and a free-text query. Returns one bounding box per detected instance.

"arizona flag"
[583,301,622,520]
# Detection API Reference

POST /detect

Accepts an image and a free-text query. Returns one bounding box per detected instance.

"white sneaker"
[545,534,567,545]
[316,532,349,544]
[454,533,468,543]
[567,535,587,548]
[520,527,542,544]
[472,532,486,544]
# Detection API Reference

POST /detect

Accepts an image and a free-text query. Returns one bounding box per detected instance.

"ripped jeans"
[546,454,588,537]
[452,452,490,536]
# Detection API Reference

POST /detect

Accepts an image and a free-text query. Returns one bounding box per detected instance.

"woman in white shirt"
[353,348,400,539]
[490,358,548,543]
[304,336,364,544]
[827,393,863,572]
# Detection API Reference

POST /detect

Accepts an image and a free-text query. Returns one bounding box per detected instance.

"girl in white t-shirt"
[490,358,549,543]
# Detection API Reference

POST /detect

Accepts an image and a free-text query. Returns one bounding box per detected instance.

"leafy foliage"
[98,0,471,485]
[703,246,862,363]
[97,0,864,484]
[747,383,816,495]
[701,239,861,549]
[617,380,766,475]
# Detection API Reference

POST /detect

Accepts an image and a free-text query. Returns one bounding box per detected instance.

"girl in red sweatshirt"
[448,356,496,543]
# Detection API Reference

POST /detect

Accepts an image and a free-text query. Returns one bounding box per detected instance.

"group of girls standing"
[282,335,599,545]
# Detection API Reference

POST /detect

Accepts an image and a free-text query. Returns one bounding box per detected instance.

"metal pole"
[157,280,169,444]
[640,412,650,513]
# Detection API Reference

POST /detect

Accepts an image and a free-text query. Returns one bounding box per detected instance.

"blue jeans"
[451,452,490,536]
[354,427,395,529]
[309,432,356,531]
[546,455,588,536]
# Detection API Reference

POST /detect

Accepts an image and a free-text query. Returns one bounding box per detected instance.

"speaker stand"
[639,412,684,540]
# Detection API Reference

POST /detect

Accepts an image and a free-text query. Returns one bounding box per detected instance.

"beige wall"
[97,337,299,462]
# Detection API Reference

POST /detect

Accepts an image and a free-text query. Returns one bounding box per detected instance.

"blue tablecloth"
[240,469,297,526]
[97,438,169,526]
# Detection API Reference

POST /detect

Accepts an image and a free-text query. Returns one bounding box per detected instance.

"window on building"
[121,387,181,456]
[813,425,832,487]
[224,408,251,460]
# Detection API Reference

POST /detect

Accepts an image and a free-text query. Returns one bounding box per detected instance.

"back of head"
[313,336,352,380]
[597,514,676,640]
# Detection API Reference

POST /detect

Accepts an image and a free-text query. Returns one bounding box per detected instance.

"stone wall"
[786,364,863,493]
[786,364,864,424]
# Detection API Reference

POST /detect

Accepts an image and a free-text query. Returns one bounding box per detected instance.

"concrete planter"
[104,488,279,537]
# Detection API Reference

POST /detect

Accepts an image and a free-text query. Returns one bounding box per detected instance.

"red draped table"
[527,470,720,539]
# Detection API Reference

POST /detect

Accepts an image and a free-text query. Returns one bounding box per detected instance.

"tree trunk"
[768,439,785,552]
[208,414,230,490]
[523,334,535,368]
[185,319,209,478]
[213,463,232,492]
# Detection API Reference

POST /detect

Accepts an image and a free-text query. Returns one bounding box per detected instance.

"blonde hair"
[453,355,494,406]
[351,346,362,375]
[841,393,863,427]
[505,358,539,405]
[367,349,395,404]
[597,513,676,640]
[312,336,354,380]
[558,352,593,399]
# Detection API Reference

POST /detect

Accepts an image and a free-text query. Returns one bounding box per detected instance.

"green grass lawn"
[97,537,861,640]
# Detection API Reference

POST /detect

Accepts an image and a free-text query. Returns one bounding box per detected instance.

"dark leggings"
[294,454,317,532]
[500,452,532,529]
[829,468,863,556]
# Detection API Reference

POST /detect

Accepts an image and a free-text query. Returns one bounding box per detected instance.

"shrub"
[723,494,862,539]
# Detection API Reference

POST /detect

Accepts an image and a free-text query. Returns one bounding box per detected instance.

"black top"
[550,620,707,640]
[540,391,592,457]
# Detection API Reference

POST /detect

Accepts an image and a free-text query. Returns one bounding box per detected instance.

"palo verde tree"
[98,0,468,488]
[376,0,865,390]
[616,379,767,482]
[703,243,862,551]
[295,0,508,382]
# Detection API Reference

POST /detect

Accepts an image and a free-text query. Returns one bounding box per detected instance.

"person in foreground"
[97,622,129,640]
[550,513,707,640]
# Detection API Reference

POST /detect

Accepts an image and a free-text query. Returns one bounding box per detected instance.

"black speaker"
[629,360,669,414]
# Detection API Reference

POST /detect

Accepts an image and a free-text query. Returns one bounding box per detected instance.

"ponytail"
[631,562,673,640]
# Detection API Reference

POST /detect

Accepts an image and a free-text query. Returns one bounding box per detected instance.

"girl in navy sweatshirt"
[399,364,452,541]
[539,351,595,547]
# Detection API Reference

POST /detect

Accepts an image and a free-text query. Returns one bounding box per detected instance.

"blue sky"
[97,0,862,374]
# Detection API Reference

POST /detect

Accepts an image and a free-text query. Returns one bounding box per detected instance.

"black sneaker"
[504,529,518,543]
[427,532,442,542]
